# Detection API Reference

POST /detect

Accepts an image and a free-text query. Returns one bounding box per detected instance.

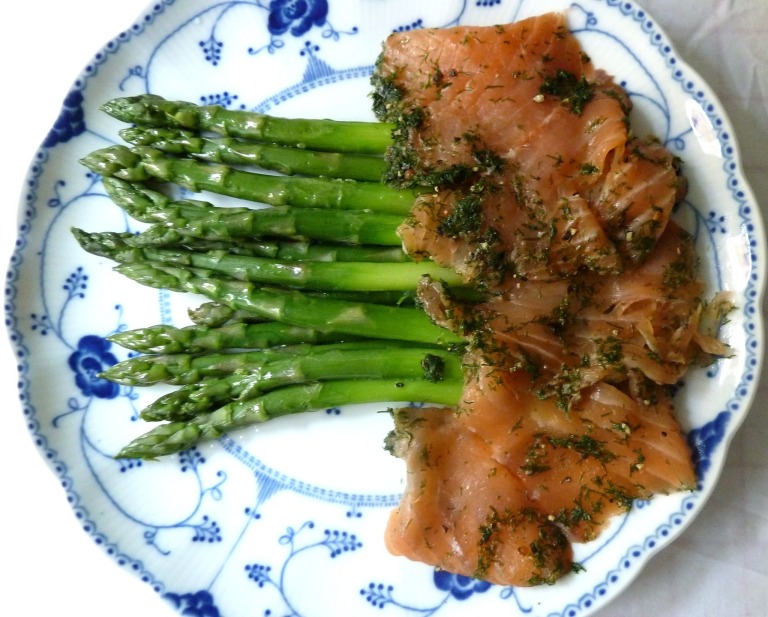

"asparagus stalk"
[140,347,462,422]
[102,340,411,386]
[81,145,419,214]
[73,228,461,292]
[101,348,300,386]
[271,241,410,263]
[187,301,269,327]
[72,227,276,261]
[101,176,253,224]
[74,227,410,264]
[102,94,394,155]
[108,321,355,354]
[140,370,260,422]
[131,206,404,247]
[101,179,409,250]
[116,378,462,460]
[84,232,288,261]
[187,239,411,263]
[113,261,465,347]
[119,126,387,182]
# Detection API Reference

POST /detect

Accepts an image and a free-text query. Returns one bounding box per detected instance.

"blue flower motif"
[433,570,492,600]
[43,89,86,148]
[164,590,220,616]
[267,0,328,36]
[67,335,119,399]
[687,410,730,485]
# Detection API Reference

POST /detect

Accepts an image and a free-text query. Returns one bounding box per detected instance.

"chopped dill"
[603,482,635,511]
[539,69,595,116]
[662,231,696,289]
[547,434,617,464]
[547,153,564,167]
[475,506,568,584]
[594,336,624,368]
[552,504,593,528]
[472,148,506,175]
[436,195,483,238]
[570,562,587,574]
[370,65,403,123]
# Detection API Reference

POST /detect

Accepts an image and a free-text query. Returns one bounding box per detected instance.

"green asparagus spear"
[102,94,394,154]
[140,347,462,422]
[140,370,260,422]
[101,176,254,224]
[275,241,410,263]
[73,228,461,292]
[131,206,404,247]
[119,126,388,182]
[116,378,462,459]
[74,226,410,264]
[101,340,413,386]
[81,145,419,214]
[101,348,299,386]
[108,321,354,354]
[187,301,268,327]
[113,261,465,347]
[101,179,411,253]
[172,238,410,263]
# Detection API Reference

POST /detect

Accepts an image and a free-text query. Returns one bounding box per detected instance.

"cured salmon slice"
[586,138,686,264]
[385,364,696,581]
[374,12,684,282]
[384,404,573,586]
[455,365,696,542]
[415,221,724,405]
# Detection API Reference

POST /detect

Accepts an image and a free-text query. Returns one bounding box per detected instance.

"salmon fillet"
[384,401,573,587]
[385,360,696,583]
[458,366,697,542]
[385,363,696,582]
[374,12,685,282]
[417,221,723,404]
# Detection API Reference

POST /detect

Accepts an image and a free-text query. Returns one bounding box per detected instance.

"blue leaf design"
[321,529,362,557]
[245,563,274,588]
[192,515,223,544]
[199,35,224,65]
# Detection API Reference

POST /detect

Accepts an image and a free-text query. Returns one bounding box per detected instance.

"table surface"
[2,1,766,615]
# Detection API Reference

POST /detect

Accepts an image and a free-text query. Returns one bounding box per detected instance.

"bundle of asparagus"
[76,94,469,460]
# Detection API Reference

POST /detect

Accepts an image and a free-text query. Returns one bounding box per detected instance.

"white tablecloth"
[1,1,766,615]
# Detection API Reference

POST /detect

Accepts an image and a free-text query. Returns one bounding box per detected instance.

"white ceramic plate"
[7,1,764,616]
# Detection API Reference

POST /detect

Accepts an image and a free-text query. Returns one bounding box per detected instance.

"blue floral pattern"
[687,410,732,485]
[43,89,86,148]
[433,570,492,600]
[68,335,120,399]
[361,570,497,613]
[267,0,328,36]
[164,590,221,616]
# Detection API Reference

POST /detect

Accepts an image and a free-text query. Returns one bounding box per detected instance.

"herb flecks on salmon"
[376,12,729,588]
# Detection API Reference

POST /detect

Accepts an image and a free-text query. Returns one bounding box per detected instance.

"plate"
[6,1,764,616]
